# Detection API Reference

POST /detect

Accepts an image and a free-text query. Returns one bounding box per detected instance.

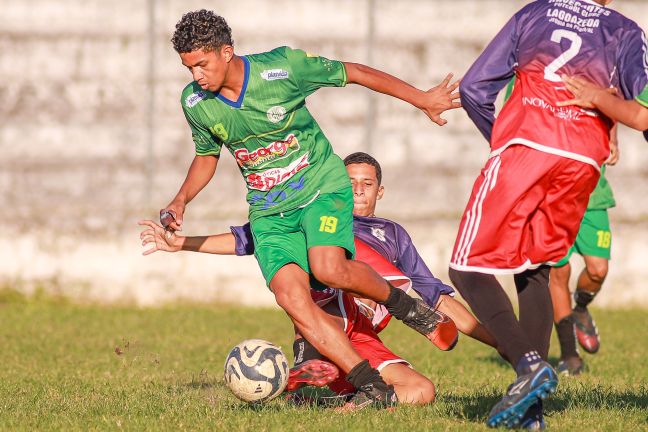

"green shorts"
[554,209,611,267]
[250,187,355,286]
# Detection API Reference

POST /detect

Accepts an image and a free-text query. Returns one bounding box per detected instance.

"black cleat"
[556,356,584,377]
[572,309,600,354]
[487,361,557,428]
[338,383,398,412]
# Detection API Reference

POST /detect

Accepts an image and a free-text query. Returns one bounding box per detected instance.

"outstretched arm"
[160,155,219,231]
[558,76,648,131]
[138,219,236,256]
[344,63,461,126]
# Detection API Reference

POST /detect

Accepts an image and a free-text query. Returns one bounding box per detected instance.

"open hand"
[420,73,462,126]
[138,219,183,255]
[557,75,617,109]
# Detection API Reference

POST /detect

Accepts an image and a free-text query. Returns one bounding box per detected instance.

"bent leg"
[380,363,435,405]
[271,264,363,373]
[577,255,608,296]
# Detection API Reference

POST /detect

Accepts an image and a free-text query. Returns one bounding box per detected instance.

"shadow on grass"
[439,384,647,423]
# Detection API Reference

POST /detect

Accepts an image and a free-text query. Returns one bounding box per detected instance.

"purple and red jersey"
[230,215,454,309]
[461,0,648,168]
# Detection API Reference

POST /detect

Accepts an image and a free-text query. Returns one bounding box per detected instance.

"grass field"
[1,291,646,431]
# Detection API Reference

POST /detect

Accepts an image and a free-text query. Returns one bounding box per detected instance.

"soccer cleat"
[338,383,398,412]
[556,356,584,377]
[286,359,340,392]
[572,309,600,354]
[486,361,558,428]
[517,401,546,430]
[401,298,459,351]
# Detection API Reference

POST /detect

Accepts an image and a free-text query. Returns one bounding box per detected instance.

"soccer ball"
[223,339,289,403]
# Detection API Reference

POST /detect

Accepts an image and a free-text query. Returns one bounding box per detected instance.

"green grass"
[0,292,646,431]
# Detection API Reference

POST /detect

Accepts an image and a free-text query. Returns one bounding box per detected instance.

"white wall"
[1,0,647,307]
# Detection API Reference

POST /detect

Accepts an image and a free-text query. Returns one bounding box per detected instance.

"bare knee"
[414,379,436,405]
[585,260,608,284]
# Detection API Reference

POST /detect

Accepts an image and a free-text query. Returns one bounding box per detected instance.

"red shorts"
[450,146,599,274]
[317,290,409,395]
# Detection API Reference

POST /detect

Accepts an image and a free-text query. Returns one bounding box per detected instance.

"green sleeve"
[285,47,347,97]
[503,76,516,102]
[183,106,222,157]
[636,84,648,108]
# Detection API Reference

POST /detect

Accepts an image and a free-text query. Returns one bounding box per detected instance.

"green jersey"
[587,165,615,210]
[637,84,648,108]
[181,47,350,221]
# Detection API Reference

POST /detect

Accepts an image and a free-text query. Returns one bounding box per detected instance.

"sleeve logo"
[185,91,207,108]
[260,69,289,81]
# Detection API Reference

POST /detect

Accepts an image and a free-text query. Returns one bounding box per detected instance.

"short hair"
[171,10,233,54]
[343,152,382,185]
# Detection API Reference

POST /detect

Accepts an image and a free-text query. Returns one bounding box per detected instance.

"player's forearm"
[179,233,237,255]
[593,92,648,130]
[170,155,219,206]
[344,62,425,108]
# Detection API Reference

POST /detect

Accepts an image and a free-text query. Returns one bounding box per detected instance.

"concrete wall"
[2,0,648,307]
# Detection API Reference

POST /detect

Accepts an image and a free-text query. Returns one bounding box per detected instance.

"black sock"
[515,350,543,376]
[380,286,416,321]
[449,268,534,368]
[292,338,324,366]
[574,289,596,312]
[346,359,388,391]
[555,316,578,360]
[515,267,553,360]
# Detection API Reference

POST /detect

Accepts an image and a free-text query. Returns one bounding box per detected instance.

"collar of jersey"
[216,55,250,108]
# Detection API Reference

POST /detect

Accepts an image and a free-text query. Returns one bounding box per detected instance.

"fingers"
[451,101,462,109]
[440,73,453,88]
[556,98,578,107]
[448,78,461,93]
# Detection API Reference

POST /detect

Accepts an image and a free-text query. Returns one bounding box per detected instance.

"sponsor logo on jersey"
[209,123,229,141]
[260,69,289,81]
[522,96,586,121]
[371,227,386,242]
[246,153,310,191]
[185,91,207,108]
[267,106,287,123]
[235,134,300,169]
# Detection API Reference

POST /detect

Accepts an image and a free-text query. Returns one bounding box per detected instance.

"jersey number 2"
[544,30,583,82]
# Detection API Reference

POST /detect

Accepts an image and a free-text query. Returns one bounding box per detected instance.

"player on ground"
[161,10,460,408]
[449,0,648,428]
[559,79,648,132]
[551,135,619,376]
[140,218,437,406]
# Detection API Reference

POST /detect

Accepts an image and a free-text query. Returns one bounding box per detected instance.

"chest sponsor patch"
[246,153,310,191]
[185,91,207,108]
[235,134,299,169]
[267,105,287,123]
[261,69,289,81]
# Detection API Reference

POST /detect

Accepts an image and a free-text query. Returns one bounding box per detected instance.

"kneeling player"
[139,219,434,407]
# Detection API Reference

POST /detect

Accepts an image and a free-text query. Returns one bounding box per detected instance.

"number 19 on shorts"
[319,216,338,233]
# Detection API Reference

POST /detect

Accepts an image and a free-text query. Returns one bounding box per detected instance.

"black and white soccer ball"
[223,339,289,403]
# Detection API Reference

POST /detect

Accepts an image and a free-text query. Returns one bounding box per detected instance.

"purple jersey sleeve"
[616,27,648,100]
[391,224,455,307]
[230,223,254,256]
[460,12,521,142]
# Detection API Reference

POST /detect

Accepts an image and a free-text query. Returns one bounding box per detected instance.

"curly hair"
[171,10,234,53]
[343,152,383,185]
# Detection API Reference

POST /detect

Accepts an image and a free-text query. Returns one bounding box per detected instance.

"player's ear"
[377,185,385,200]
[221,45,234,62]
